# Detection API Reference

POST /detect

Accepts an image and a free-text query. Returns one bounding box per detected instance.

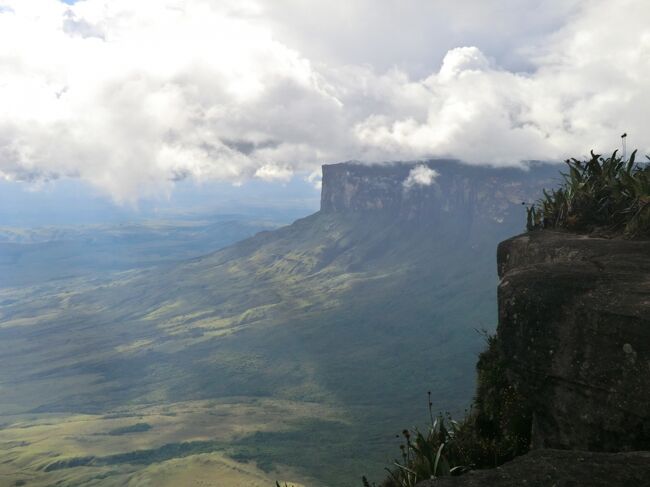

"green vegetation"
[526,150,650,237]
[44,456,96,472]
[45,440,225,471]
[107,422,152,435]
[231,418,379,480]
[472,334,531,462]
[368,334,531,486]
[0,398,327,486]
[0,210,506,485]
[377,412,473,486]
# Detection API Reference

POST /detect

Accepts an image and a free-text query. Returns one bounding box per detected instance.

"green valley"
[0,161,559,486]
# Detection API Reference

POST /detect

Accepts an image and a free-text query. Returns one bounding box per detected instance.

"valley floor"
[0,211,507,486]
[0,397,327,486]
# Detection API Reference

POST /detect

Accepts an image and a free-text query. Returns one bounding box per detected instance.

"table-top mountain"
[0,159,560,486]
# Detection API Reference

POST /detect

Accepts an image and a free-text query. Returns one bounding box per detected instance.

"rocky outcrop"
[497,231,650,452]
[320,161,557,228]
[415,230,650,486]
[416,449,650,487]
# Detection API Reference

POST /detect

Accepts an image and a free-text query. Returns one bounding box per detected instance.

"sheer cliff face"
[497,231,650,452]
[320,160,558,234]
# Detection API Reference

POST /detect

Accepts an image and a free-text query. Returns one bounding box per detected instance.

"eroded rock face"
[497,231,650,452]
[416,449,650,487]
[320,160,558,227]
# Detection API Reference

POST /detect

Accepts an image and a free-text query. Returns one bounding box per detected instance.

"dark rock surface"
[320,160,558,227]
[416,449,650,486]
[416,231,650,486]
[497,231,650,451]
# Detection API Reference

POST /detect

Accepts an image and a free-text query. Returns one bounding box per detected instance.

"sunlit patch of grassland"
[0,398,337,486]
[142,300,184,320]
[2,450,308,487]
[115,339,155,354]
[123,452,308,487]
[0,310,64,329]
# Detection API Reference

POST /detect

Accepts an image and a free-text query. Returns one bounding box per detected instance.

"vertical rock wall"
[497,231,650,451]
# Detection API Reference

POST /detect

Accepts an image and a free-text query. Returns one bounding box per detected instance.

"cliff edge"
[497,230,650,452]
[418,230,650,486]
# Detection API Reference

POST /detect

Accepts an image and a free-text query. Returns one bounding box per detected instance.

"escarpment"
[320,160,557,228]
[497,230,650,452]
[418,230,650,486]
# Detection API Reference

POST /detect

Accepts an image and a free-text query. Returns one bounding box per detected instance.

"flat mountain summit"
[321,160,554,220]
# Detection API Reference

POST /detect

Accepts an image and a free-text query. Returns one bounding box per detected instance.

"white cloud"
[353,0,650,165]
[403,165,438,189]
[306,169,322,190]
[0,0,349,202]
[0,0,648,201]
[254,164,293,182]
[438,47,492,81]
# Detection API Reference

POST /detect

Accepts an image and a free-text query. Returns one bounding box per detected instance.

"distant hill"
[0,215,285,287]
[0,160,560,486]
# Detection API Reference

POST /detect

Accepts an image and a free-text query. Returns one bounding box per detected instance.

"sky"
[0,0,649,206]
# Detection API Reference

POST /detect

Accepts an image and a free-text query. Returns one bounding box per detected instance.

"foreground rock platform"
[416,449,650,486]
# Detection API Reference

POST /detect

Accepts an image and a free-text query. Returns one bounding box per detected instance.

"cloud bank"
[0,0,648,201]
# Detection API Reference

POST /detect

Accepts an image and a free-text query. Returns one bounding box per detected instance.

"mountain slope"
[0,160,560,485]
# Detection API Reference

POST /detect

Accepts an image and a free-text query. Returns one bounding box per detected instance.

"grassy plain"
[0,398,328,486]
[0,207,523,485]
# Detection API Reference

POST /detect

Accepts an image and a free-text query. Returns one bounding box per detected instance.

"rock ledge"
[416,449,650,487]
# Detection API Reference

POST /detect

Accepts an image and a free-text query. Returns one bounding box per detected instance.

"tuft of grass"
[526,149,650,237]
[368,333,531,487]
[379,409,472,487]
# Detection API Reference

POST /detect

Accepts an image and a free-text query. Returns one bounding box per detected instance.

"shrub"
[526,150,650,237]
[383,410,467,486]
[367,334,531,487]
[472,333,531,464]
[107,422,152,435]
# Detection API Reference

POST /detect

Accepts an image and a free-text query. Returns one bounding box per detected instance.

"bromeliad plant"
[377,393,473,487]
[526,149,650,237]
[367,333,532,487]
